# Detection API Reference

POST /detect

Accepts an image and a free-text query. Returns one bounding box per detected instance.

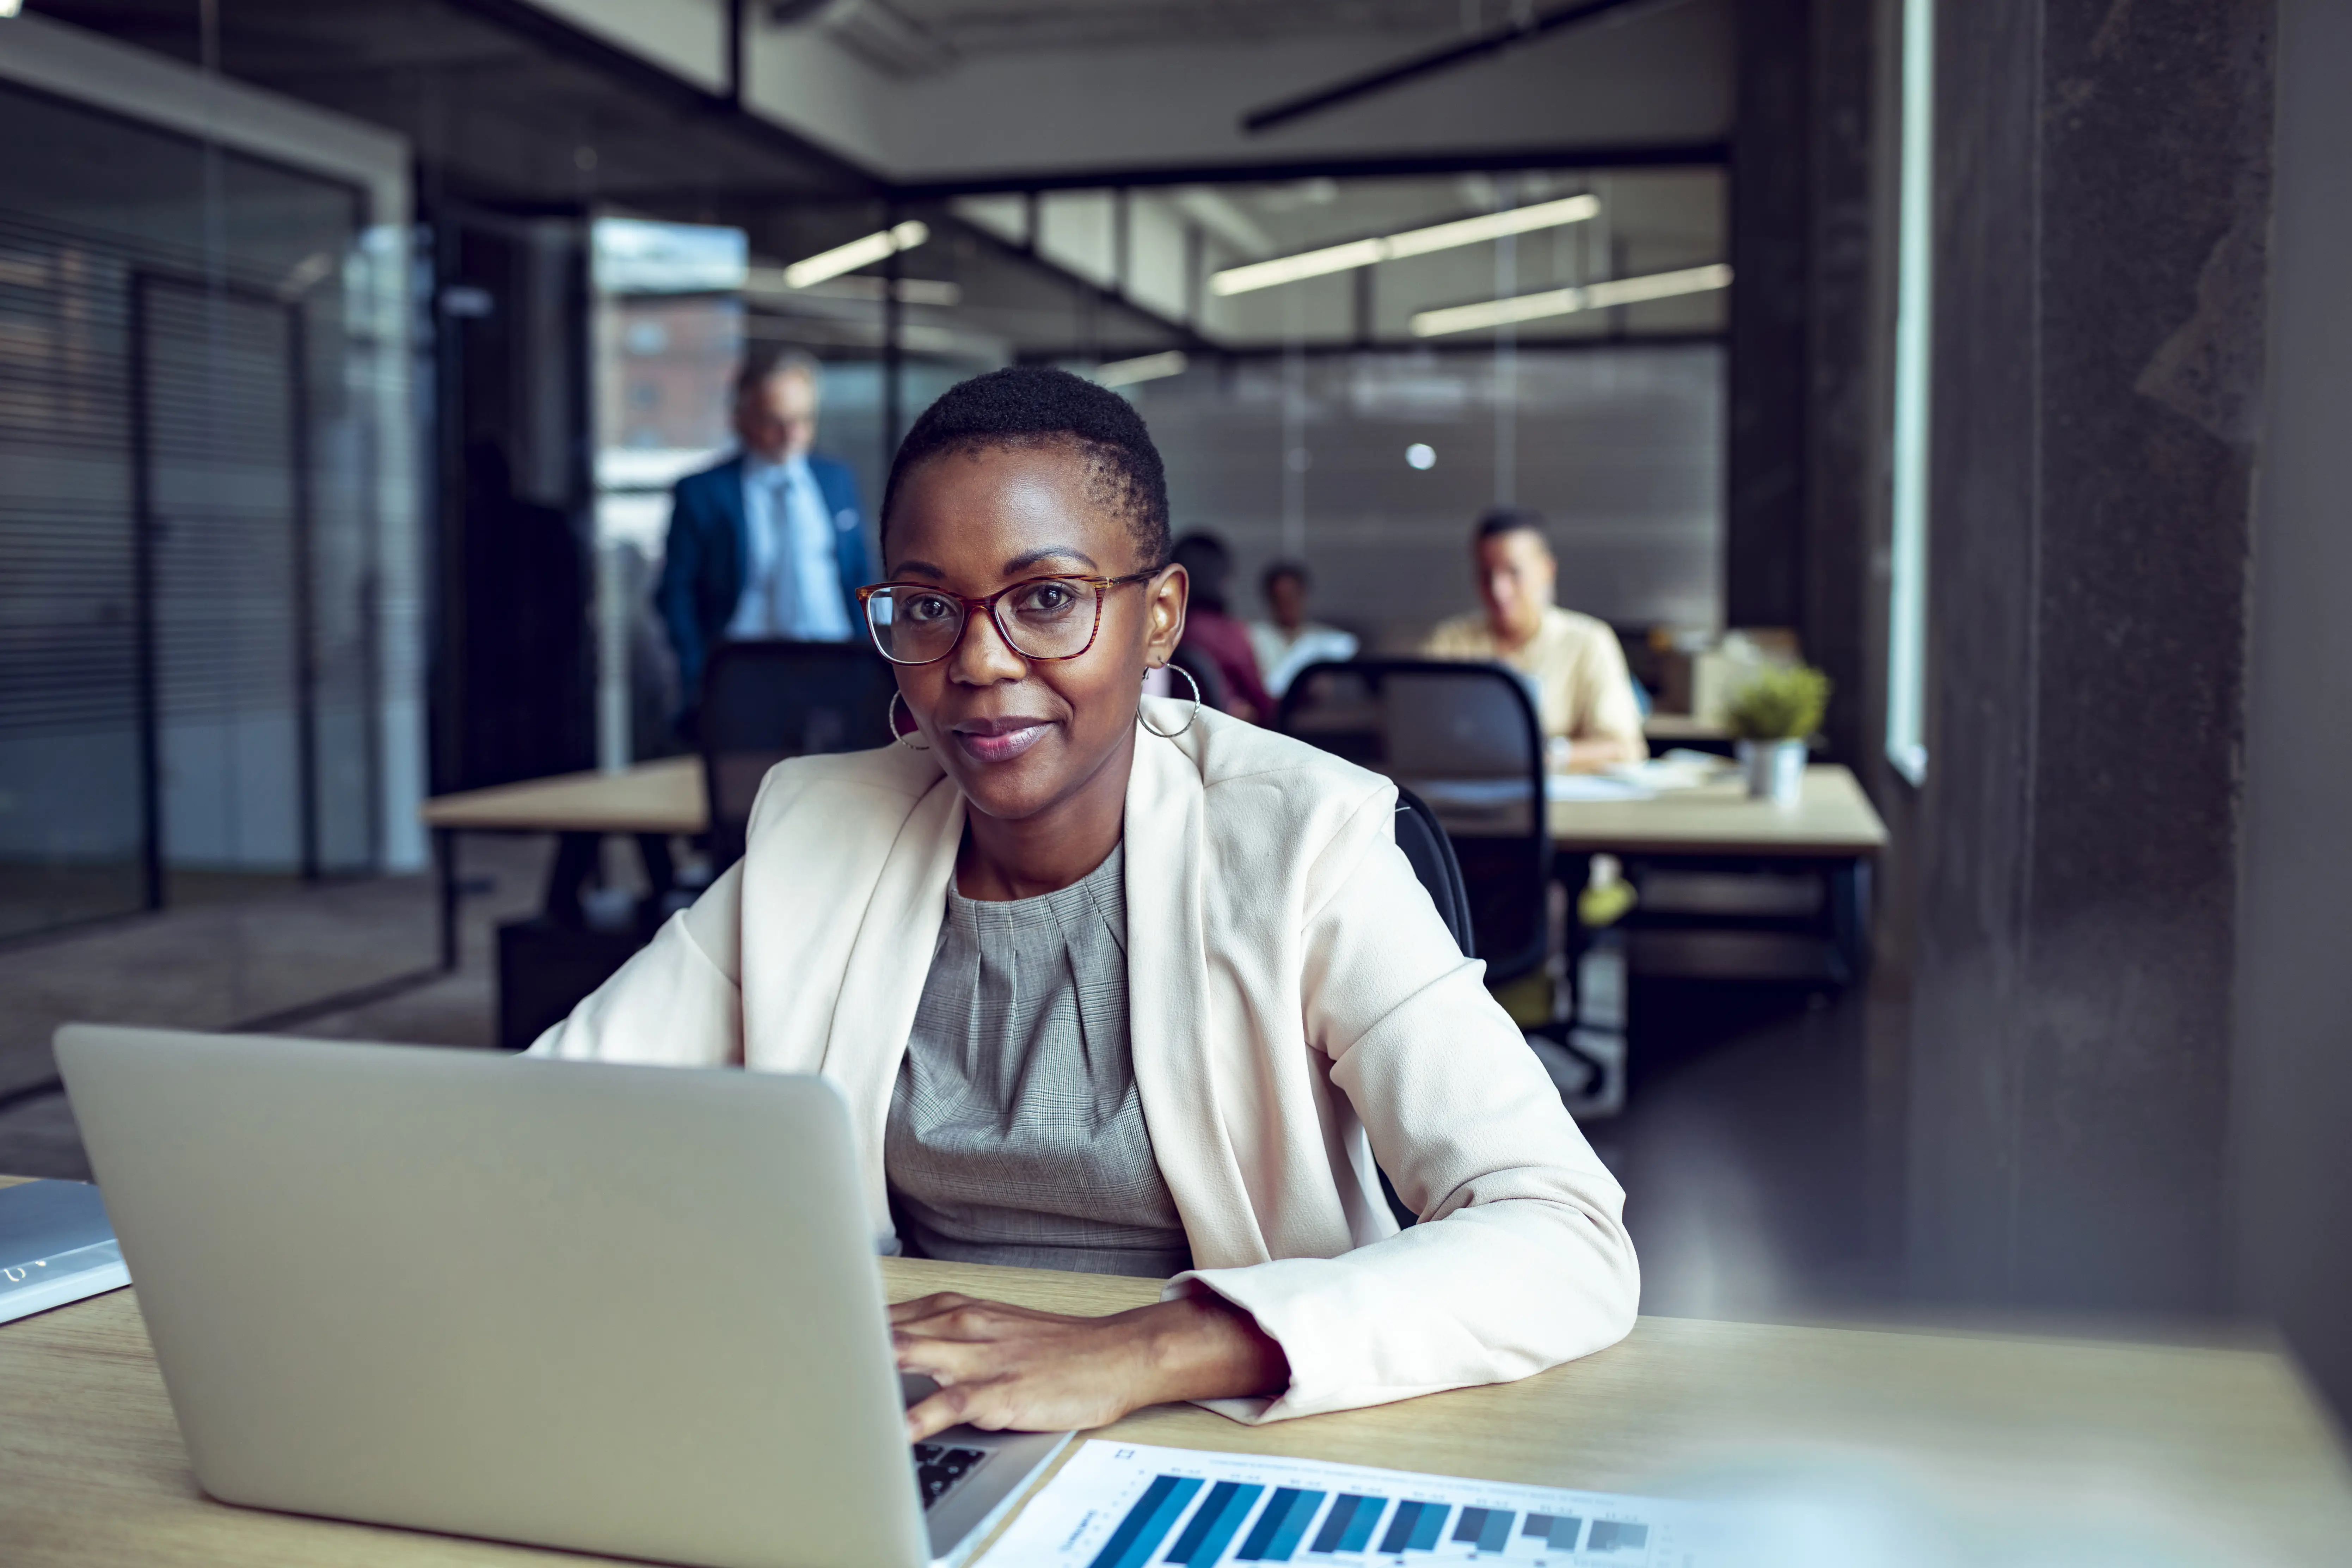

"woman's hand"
[891,1288,1290,1442]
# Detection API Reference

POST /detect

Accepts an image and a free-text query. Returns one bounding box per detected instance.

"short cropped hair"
[1475,506,1551,548]
[733,347,823,402]
[1261,559,1310,597]
[880,367,1171,567]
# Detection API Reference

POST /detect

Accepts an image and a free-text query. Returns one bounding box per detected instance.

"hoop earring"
[1140,662,1201,739]
[888,690,932,751]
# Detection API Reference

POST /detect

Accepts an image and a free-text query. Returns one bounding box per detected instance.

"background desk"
[5,1169,2347,1566]
[420,757,705,970]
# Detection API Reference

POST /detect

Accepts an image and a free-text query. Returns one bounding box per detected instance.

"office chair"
[1392,784,1473,956]
[699,640,897,871]
[1278,659,1550,988]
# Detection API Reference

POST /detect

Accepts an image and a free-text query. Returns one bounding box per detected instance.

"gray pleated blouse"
[885,843,1195,1279]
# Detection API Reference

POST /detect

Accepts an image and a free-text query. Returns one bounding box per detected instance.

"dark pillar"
[1725,0,1810,636]
[1905,0,2273,1312]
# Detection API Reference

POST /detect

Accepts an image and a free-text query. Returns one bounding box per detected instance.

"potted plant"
[1724,664,1830,804]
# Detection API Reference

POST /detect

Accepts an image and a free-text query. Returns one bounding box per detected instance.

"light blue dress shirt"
[726,452,853,641]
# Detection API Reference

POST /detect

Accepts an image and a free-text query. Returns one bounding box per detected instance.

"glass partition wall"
[593,164,1724,762]
[0,82,401,941]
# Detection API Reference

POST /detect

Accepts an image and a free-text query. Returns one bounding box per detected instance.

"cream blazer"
[530,700,1638,1422]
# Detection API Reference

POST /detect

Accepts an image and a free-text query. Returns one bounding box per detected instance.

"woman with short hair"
[534,367,1637,1436]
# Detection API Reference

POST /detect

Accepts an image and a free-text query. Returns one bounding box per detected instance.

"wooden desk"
[1641,711,1731,747]
[420,757,706,838]
[1548,763,1887,858]
[419,758,706,971]
[6,1170,2348,1566]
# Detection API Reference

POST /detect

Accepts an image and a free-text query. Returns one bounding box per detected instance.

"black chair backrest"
[1168,641,1229,715]
[1278,658,1549,986]
[1392,785,1473,957]
[700,640,897,869]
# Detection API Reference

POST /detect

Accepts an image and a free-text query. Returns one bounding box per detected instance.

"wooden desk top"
[5,1171,2347,1566]
[420,756,706,837]
[1548,762,1888,857]
[1641,711,1730,743]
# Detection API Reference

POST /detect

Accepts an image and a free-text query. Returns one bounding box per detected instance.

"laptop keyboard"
[913,1443,989,1509]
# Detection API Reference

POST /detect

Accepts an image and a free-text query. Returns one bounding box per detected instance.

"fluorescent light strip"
[1094,350,1189,388]
[781,220,930,290]
[1209,193,1599,297]
[1408,263,1732,337]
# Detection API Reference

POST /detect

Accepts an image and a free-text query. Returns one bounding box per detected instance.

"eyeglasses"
[855,570,1161,666]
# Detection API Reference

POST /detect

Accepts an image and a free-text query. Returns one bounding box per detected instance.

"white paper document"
[981,1440,1718,1568]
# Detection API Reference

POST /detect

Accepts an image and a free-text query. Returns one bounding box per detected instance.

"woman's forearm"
[1128,1290,1291,1407]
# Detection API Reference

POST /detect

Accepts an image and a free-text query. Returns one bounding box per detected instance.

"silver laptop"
[54,1023,1071,1568]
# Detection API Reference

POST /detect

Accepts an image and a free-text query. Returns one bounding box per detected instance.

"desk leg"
[545,831,600,926]
[435,828,459,972]
[1828,856,1873,984]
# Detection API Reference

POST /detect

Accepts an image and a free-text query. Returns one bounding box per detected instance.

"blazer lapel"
[1124,715,1270,1268]
[822,771,965,1234]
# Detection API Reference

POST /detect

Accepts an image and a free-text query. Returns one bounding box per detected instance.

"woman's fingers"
[888,1291,974,1325]
[893,1328,999,1384]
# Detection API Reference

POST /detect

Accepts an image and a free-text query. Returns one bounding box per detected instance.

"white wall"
[525,0,730,92]
[2232,0,2352,1421]
[744,1,1732,183]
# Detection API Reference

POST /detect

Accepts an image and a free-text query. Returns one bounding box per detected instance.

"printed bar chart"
[1522,1514,1583,1551]
[1309,1494,1388,1554]
[1086,1474,1204,1568]
[988,1440,1709,1568]
[1168,1481,1265,1566]
[1237,1487,1327,1561]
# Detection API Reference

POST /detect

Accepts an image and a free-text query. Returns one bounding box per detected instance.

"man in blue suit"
[656,349,873,723]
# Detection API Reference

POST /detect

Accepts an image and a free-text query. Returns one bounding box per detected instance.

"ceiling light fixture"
[1209,194,1599,297]
[781,220,929,290]
[1409,263,1732,337]
[1094,350,1190,388]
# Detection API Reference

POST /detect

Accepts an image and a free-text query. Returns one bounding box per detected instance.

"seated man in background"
[656,348,872,731]
[1247,560,1358,700]
[1170,531,1275,724]
[1423,509,1647,771]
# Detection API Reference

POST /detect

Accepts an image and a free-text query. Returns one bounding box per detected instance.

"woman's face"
[882,443,1185,824]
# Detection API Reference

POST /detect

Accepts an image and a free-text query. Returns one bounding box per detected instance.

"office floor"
[0,849,1893,1323]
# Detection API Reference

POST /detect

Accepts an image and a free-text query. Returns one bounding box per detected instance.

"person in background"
[1247,560,1358,700]
[1423,509,1647,770]
[1169,531,1274,724]
[656,349,873,729]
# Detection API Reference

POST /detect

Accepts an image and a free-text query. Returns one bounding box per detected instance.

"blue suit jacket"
[656,452,874,703]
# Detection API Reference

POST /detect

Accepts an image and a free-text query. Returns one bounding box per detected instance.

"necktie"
[769,467,799,633]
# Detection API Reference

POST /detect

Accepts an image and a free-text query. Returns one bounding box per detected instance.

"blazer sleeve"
[1169,794,1640,1422]
[656,478,710,701]
[526,857,747,1066]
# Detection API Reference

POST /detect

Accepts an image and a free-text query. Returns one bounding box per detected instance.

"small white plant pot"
[1737,737,1808,804]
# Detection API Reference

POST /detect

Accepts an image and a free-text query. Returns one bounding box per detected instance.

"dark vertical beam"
[725,0,746,107]
[127,276,164,912]
[1725,0,1811,633]
[287,303,321,881]
[1803,0,1879,772]
[1905,0,2273,1314]
[1113,187,1132,298]
[883,203,904,467]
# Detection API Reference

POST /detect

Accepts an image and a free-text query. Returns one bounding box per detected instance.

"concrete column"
[1905,0,2274,1313]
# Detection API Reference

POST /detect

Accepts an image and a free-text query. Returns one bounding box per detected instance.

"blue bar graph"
[1378,1501,1452,1553]
[1585,1520,1648,1554]
[1086,1475,1204,1568]
[1309,1494,1387,1555]
[1450,1508,1515,1554]
[1236,1487,1326,1561]
[1167,1480,1266,1566]
[1521,1515,1583,1551]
